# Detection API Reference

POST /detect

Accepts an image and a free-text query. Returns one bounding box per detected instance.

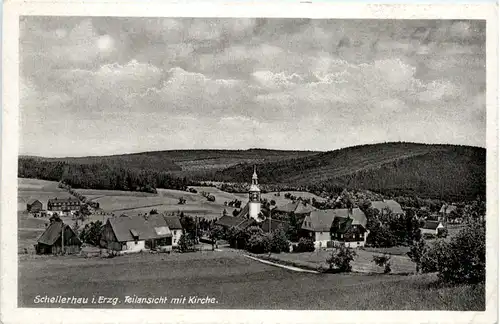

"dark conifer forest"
[18,142,486,201]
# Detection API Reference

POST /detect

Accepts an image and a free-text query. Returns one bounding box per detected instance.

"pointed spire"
[252,165,258,180]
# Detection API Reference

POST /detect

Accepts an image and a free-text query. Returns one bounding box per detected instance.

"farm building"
[215,214,256,231]
[163,215,183,247]
[274,199,316,216]
[439,204,457,221]
[420,221,445,236]
[26,199,43,213]
[301,208,368,248]
[261,219,289,234]
[35,218,82,254]
[47,197,81,215]
[100,215,174,253]
[371,200,404,216]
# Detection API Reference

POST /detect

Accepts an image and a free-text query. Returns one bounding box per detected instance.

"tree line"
[19,157,197,193]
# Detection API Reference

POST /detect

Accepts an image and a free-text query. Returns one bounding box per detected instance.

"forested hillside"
[18,158,193,193]
[18,149,318,193]
[18,143,486,201]
[24,149,318,176]
[213,143,486,201]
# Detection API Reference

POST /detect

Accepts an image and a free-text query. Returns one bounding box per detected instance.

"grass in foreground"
[18,251,484,310]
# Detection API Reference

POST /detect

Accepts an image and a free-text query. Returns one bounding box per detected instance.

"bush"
[436,223,485,284]
[79,221,103,246]
[366,224,397,248]
[372,254,392,274]
[437,227,448,238]
[178,233,196,253]
[420,239,450,273]
[407,238,427,273]
[246,233,272,254]
[270,227,290,253]
[294,238,315,252]
[326,244,357,272]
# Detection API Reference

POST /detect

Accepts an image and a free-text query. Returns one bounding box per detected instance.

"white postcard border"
[2,2,498,324]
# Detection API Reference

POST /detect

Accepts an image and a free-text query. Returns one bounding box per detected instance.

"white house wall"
[314,232,331,248]
[171,230,182,247]
[124,240,146,253]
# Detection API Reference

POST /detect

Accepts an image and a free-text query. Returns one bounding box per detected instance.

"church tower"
[248,166,261,221]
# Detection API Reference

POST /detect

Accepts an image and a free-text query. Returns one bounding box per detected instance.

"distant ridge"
[18,142,485,201]
[212,142,486,201]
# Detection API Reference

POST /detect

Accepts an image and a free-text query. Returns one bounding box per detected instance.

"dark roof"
[163,215,183,229]
[331,216,354,234]
[421,221,443,230]
[302,208,367,232]
[37,221,81,246]
[235,203,250,218]
[27,199,41,205]
[215,215,249,228]
[238,219,257,230]
[261,219,289,233]
[275,200,315,214]
[107,215,172,242]
[371,200,404,215]
[48,197,80,204]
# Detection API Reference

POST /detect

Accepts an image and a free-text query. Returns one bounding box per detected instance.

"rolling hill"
[20,149,319,176]
[18,143,486,201]
[212,143,486,201]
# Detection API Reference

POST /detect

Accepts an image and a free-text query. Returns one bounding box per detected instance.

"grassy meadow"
[262,248,416,274]
[18,251,484,310]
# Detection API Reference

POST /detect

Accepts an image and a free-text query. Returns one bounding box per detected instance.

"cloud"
[19,18,486,156]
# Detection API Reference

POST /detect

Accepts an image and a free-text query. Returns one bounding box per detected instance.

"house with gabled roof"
[47,197,81,214]
[301,208,368,248]
[274,199,316,216]
[420,220,445,236]
[215,214,256,231]
[35,218,82,254]
[371,199,404,216]
[27,199,43,213]
[162,214,183,247]
[100,214,174,253]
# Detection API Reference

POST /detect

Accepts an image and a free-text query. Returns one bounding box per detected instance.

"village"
[22,167,467,264]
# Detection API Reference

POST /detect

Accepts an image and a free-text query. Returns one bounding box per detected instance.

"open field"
[18,178,249,221]
[18,178,72,211]
[18,251,484,310]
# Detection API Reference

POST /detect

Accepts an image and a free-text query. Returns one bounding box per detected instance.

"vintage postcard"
[1,1,498,323]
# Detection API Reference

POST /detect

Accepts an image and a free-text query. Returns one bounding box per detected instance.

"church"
[215,167,285,231]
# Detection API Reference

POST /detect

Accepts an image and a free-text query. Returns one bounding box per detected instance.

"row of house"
[35,213,184,255]
[27,197,82,217]
[215,168,449,249]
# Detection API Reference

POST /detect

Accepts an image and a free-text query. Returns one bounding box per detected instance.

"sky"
[19,17,486,157]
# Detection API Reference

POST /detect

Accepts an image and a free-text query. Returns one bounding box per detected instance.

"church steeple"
[252,165,258,185]
[248,165,261,221]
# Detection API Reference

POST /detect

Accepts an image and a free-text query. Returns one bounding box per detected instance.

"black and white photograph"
[1,2,498,324]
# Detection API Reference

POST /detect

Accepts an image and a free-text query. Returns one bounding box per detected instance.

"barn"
[35,218,82,254]
[27,199,43,213]
[420,221,445,236]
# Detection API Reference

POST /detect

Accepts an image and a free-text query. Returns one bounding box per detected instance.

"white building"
[248,166,263,222]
